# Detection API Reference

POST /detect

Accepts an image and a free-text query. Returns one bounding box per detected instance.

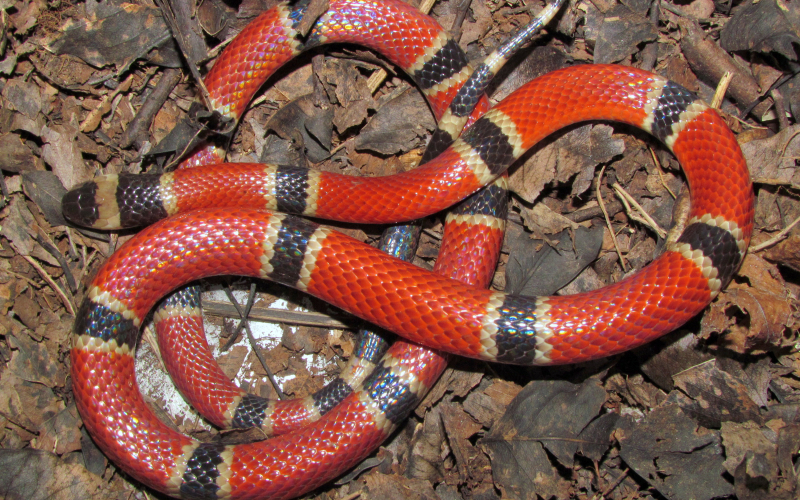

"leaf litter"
[0,0,798,498]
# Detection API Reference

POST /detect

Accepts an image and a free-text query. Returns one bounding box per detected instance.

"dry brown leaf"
[517,202,579,235]
[700,254,794,354]
[41,124,92,189]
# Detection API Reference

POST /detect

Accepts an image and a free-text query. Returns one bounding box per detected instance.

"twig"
[142,325,168,373]
[154,0,212,109]
[769,88,789,131]
[639,0,660,72]
[660,1,694,19]
[4,269,42,289]
[710,71,733,110]
[450,0,472,41]
[739,67,800,121]
[565,201,624,223]
[33,232,77,291]
[204,300,353,329]
[0,11,8,58]
[780,128,800,157]
[64,226,82,267]
[418,0,436,15]
[750,214,800,252]
[79,73,134,133]
[221,284,286,400]
[612,183,668,239]
[591,468,629,500]
[752,177,800,191]
[649,147,676,199]
[366,69,388,94]
[200,36,234,63]
[597,166,628,272]
[120,68,183,148]
[22,255,75,316]
[221,282,258,351]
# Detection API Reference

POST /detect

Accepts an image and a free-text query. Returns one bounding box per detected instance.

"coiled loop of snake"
[64,1,753,499]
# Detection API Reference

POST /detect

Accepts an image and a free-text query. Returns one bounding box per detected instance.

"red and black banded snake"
[62,0,753,498]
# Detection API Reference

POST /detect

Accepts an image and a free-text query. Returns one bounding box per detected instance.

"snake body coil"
[64,0,753,498]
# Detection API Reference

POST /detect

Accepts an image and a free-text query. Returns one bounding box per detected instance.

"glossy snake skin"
[63,0,753,498]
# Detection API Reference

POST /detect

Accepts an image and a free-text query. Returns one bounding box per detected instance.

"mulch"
[0,0,798,498]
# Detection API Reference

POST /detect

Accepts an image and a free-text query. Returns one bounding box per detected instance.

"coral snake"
[62,0,753,498]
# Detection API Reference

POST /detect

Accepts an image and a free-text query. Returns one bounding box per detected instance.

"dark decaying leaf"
[576,411,620,461]
[440,402,486,483]
[700,254,793,354]
[510,124,624,203]
[1,196,36,256]
[635,330,714,392]
[1,78,43,119]
[741,125,800,182]
[489,46,571,103]
[666,358,763,428]
[0,371,61,432]
[776,424,800,485]
[260,134,306,166]
[505,224,604,296]
[41,124,92,189]
[35,403,82,455]
[46,2,178,70]
[589,3,658,64]
[406,405,446,483]
[720,0,800,61]
[316,58,375,133]
[764,234,800,272]
[355,88,434,155]
[146,107,208,162]
[79,428,106,477]
[482,379,606,498]
[7,329,66,387]
[360,471,439,500]
[22,171,68,227]
[266,94,334,163]
[720,420,779,483]
[0,133,38,173]
[616,404,734,500]
[12,294,39,329]
[0,449,108,500]
[462,379,522,429]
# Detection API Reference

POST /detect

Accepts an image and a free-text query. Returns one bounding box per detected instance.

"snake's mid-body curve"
[69,0,513,497]
[64,0,753,499]
[67,0,550,441]
[145,0,520,439]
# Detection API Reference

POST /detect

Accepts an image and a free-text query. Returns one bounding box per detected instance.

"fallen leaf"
[0,448,108,499]
[505,224,604,296]
[720,0,800,62]
[41,124,92,189]
[616,404,734,499]
[0,133,38,173]
[355,88,433,155]
[669,358,762,428]
[700,254,794,354]
[46,2,176,70]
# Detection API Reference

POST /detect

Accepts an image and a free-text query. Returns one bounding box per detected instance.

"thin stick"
[780,128,800,157]
[752,177,800,191]
[222,285,286,400]
[710,71,733,109]
[597,166,628,272]
[750,214,800,252]
[22,255,75,316]
[612,183,667,239]
[649,147,676,199]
